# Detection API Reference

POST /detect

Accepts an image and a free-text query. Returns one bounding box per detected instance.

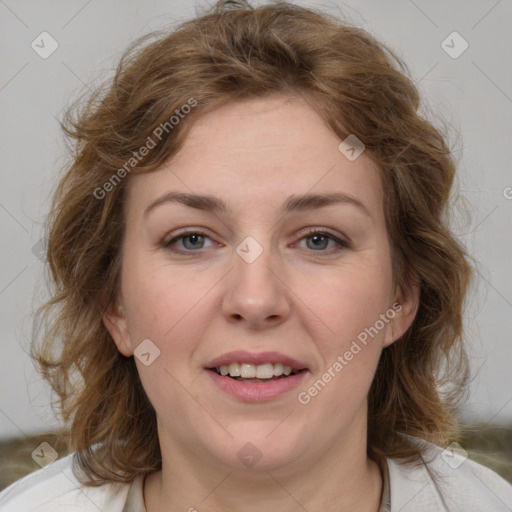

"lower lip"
[205,369,308,402]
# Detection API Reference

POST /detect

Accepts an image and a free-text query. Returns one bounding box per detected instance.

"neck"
[144,421,384,512]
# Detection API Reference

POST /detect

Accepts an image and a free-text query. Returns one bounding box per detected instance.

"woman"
[1,0,511,510]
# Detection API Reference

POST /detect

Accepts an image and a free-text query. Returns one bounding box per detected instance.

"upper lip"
[206,351,308,371]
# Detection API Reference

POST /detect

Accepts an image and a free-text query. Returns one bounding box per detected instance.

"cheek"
[121,263,211,417]
[297,284,387,416]
[120,257,223,391]
[121,254,210,338]
[298,259,393,345]
[298,259,393,411]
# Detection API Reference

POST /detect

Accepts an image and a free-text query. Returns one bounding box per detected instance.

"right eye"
[162,229,218,253]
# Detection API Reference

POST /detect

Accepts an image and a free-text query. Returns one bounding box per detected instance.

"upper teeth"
[216,363,294,379]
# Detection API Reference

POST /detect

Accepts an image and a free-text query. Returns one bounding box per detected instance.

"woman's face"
[104,94,417,473]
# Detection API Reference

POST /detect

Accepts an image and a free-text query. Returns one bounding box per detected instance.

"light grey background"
[1,0,511,439]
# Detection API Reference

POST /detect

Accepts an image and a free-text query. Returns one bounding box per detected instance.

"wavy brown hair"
[31,0,473,485]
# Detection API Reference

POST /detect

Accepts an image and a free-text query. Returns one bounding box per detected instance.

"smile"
[205,367,308,402]
[214,362,298,380]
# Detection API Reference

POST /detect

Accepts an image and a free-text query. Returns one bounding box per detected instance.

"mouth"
[205,365,309,402]
[206,362,307,383]
[204,351,309,401]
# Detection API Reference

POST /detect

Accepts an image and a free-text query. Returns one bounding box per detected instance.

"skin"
[103,94,419,512]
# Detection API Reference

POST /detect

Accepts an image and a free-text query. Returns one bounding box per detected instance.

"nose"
[221,241,291,330]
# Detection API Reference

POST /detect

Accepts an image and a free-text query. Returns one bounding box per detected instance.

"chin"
[205,428,307,472]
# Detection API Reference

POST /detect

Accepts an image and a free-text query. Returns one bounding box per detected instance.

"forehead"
[125,94,383,221]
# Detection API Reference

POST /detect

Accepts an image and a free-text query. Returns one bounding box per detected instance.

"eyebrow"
[144,191,372,218]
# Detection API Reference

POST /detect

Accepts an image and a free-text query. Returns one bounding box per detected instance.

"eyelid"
[162,228,216,250]
[162,227,212,244]
[295,227,350,251]
[300,226,350,243]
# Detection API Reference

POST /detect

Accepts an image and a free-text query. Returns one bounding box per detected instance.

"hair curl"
[31,0,473,485]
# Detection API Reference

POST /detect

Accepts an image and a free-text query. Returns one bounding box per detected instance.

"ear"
[102,300,133,357]
[383,279,420,348]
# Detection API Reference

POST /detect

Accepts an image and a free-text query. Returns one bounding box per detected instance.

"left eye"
[295,229,349,252]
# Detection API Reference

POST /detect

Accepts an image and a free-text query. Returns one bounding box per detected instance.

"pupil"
[185,234,203,249]
[308,234,327,250]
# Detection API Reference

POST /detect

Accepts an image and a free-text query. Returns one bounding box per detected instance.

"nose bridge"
[222,233,290,326]
[233,233,280,299]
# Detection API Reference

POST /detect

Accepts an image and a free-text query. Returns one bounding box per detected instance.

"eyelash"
[162,227,350,255]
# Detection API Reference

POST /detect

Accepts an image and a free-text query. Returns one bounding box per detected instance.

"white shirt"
[1,438,511,511]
